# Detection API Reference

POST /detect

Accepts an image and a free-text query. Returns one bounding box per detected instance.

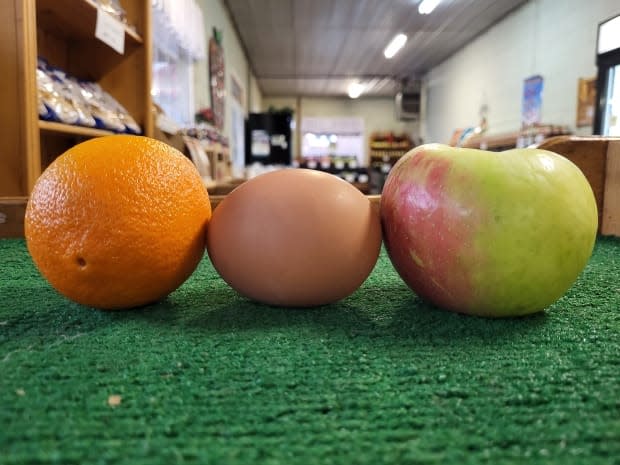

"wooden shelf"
[36,0,143,45]
[0,0,152,222]
[39,120,116,138]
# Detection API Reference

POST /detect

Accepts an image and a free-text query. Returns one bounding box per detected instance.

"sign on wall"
[576,77,597,127]
[209,28,225,131]
[522,75,544,128]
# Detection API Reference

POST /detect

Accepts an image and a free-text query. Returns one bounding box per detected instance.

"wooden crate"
[538,136,620,236]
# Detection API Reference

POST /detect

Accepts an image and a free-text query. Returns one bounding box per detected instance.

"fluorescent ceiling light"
[383,33,408,59]
[348,82,365,99]
[418,0,440,15]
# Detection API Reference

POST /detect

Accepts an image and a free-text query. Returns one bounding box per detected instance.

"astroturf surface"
[1,237,619,465]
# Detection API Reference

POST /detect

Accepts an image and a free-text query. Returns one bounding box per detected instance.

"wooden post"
[601,140,620,236]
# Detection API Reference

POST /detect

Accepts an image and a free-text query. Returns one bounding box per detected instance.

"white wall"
[248,74,263,113]
[194,0,261,131]
[263,96,420,163]
[424,0,619,144]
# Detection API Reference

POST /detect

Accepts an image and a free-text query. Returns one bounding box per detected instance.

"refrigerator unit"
[245,112,292,166]
[594,13,620,136]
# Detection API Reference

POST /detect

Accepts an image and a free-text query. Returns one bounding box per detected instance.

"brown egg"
[206,169,382,306]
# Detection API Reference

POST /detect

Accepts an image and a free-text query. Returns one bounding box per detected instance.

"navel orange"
[25,135,212,310]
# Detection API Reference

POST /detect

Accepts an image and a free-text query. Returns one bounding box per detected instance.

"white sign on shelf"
[95,7,125,55]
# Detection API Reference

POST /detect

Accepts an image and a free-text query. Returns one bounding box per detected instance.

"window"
[151,0,206,128]
[301,117,365,165]
[152,48,194,127]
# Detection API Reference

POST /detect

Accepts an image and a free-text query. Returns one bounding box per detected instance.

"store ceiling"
[222,0,528,98]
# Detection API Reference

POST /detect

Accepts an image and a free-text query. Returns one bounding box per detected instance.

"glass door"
[601,64,620,136]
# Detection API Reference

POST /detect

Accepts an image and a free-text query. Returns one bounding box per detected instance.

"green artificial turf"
[1,237,619,465]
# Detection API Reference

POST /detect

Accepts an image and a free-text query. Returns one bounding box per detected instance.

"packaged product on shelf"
[36,57,142,134]
[48,69,97,128]
[36,60,79,125]
[38,99,50,120]
[76,82,126,132]
[37,67,52,120]
[95,85,141,134]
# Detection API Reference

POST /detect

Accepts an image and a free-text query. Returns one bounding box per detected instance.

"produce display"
[24,137,599,315]
[36,58,141,134]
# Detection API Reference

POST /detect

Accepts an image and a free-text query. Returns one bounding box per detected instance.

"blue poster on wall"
[522,75,544,127]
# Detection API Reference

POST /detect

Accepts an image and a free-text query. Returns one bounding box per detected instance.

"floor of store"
[1,236,619,464]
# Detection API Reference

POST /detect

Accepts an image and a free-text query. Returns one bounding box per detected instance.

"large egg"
[206,169,382,306]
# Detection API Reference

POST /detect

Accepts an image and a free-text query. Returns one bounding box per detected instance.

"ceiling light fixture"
[383,33,408,59]
[347,82,365,99]
[418,0,440,15]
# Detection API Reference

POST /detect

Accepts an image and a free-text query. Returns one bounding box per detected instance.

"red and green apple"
[381,143,598,317]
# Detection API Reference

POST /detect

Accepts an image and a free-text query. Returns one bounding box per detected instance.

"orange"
[25,135,212,310]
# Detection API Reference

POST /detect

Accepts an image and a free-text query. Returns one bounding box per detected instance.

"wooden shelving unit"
[368,134,413,166]
[368,133,413,194]
[0,0,152,237]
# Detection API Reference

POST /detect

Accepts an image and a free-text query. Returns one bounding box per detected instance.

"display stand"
[537,136,620,236]
[0,0,152,238]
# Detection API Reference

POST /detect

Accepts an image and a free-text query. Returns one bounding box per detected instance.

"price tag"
[95,7,125,54]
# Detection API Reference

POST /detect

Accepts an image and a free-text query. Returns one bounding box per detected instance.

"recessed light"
[348,82,365,99]
[418,0,440,15]
[384,33,408,59]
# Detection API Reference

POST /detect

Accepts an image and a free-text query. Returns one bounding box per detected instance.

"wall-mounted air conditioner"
[395,79,421,121]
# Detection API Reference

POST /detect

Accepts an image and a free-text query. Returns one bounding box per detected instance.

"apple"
[380,143,598,317]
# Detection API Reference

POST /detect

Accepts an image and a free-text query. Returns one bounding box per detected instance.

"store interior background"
[173,0,619,177]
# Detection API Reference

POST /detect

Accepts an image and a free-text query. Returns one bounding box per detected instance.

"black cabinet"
[245,112,292,166]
